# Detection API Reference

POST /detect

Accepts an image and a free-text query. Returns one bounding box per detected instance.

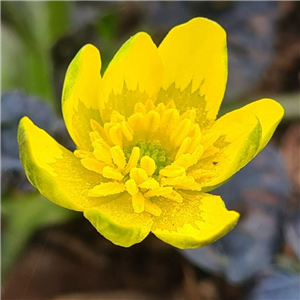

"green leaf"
[1,192,78,281]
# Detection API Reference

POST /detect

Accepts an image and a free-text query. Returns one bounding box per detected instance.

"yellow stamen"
[121,121,133,141]
[188,134,202,153]
[145,110,160,133]
[170,118,192,147]
[160,165,186,177]
[128,112,144,130]
[124,147,140,174]
[160,108,179,132]
[130,167,148,185]
[181,109,196,122]
[102,166,123,181]
[155,103,166,115]
[90,119,106,139]
[140,156,156,176]
[144,186,173,198]
[74,150,93,159]
[110,111,125,123]
[162,190,183,203]
[138,178,159,190]
[125,178,139,196]
[93,143,112,165]
[103,123,114,144]
[160,175,186,186]
[134,102,146,115]
[109,125,122,147]
[89,131,101,142]
[165,100,176,109]
[173,145,204,169]
[187,144,204,168]
[175,137,192,160]
[175,176,202,191]
[92,136,111,151]
[190,123,201,137]
[110,145,126,169]
[145,99,155,112]
[81,158,105,174]
[88,182,125,197]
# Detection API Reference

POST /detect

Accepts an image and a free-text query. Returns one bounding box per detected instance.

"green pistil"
[125,141,170,176]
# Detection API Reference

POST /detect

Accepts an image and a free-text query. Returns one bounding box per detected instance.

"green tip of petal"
[83,195,154,247]
[254,98,284,152]
[107,32,152,70]
[62,44,101,104]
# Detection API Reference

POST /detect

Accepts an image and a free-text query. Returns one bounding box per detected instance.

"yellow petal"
[216,98,284,152]
[157,18,227,126]
[18,117,105,211]
[199,115,262,191]
[100,32,163,122]
[62,44,102,150]
[84,193,153,247]
[151,192,239,249]
[199,99,283,191]
[144,198,162,217]
[132,192,145,213]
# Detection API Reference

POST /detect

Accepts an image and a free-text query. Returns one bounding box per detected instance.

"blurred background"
[1,1,299,299]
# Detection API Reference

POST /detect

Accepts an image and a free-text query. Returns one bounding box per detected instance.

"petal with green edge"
[100,32,163,122]
[198,99,283,191]
[62,44,102,151]
[215,98,284,153]
[157,17,227,126]
[151,192,239,249]
[84,193,154,247]
[18,117,107,211]
[198,114,262,192]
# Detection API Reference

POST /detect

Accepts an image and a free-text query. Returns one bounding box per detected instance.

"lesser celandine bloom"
[18,18,284,249]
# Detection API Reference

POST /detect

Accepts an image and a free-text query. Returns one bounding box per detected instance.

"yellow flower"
[18,18,284,249]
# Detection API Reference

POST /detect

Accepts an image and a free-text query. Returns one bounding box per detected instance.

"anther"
[170,118,192,147]
[109,125,123,147]
[110,145,126,169]
[124,147,140,174]
[140,156,156,176]
[145,110,161,133]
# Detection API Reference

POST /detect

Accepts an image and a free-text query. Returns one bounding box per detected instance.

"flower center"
[74,100,220,216]
[124,141,170,177]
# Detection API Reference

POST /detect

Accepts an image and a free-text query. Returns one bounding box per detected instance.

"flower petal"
[62,44,102,150]
[199,114,262,191]
[157,17,227,126]
[199,99,283,191]
[151,192,239,249]
[217,98,284,152]
[18,117,105,211]
[84,193,154,247]
[100,32,163,122]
